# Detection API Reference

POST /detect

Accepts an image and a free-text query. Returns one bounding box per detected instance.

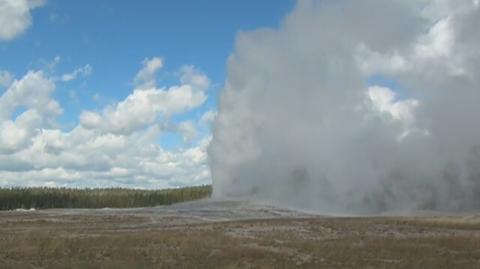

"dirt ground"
[0,200,479,268]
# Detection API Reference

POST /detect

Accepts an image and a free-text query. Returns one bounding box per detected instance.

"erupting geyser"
[209,0,480,214]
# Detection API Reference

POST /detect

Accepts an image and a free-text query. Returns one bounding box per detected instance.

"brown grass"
[0,212,479,268]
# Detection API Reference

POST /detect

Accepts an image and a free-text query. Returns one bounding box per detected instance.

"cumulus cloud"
[179,65,211,92]
[80,86,205,134]
[134,57,163,89]
[210,0,480,214]
[78,111,102,129]
[367,86,419,124]
[0,70,60,121]
[176,121,197,142]
[200,110,217,126]
[0,110,41,153]
[0,70,59,155]
[0,58,212,188]
[80,64,208,135]
[0,0,45,41]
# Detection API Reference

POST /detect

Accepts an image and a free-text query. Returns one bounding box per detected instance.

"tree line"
[0,185,211,210]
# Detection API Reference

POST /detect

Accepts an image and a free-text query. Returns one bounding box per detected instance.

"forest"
[0,185,212,210]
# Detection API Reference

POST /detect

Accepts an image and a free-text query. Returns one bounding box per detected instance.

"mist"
[209,0,480,214]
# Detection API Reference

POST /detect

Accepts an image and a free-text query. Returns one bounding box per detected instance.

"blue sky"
[0,0,295,188]
[0,0,475,191]
[1,0,294,136]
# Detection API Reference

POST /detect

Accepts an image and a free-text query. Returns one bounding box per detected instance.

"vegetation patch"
[0,185,211,210]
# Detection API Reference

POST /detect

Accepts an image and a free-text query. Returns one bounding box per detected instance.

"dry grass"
[0,211,479,268]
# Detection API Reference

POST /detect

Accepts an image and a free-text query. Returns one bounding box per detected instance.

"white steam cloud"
[209,0,480,214]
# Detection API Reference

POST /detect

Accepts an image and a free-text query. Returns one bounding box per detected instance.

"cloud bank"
[0,58,212,189]
[210,0,480,214]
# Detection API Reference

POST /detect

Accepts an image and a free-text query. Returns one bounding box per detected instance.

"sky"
[3,0,479,216]
[0,0,294,188]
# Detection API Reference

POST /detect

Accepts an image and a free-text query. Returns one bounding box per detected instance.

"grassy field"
[0,202,479,268]
[0,185,211,210]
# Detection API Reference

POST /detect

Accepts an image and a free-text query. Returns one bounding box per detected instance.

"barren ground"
[1,200,479,268]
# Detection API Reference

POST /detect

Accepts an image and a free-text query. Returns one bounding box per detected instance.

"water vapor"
[209,0,480,214]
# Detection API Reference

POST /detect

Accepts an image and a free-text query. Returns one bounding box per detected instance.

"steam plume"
[209,0,480,214]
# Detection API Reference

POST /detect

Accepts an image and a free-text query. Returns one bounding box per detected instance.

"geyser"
[209,0,480,214]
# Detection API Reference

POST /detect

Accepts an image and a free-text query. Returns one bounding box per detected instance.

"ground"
[0,200,479,268]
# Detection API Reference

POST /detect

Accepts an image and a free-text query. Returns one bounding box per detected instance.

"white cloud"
[61,64,92,82]
[367,86,419,124]
[356,45,411,74]
[179,65,211,92]
[0,58,212,188]
[81,61,208,135]
[0,110,41,153]
[0,71,60,154]
[80,86,206,134]
[79,111,102,129]
[177,121,197,142]
[200,110,217,125]
[0,70,60,121]
[356,1,472,77]
[134,57,163,89]
[415,17,454,59]
[0,125,211,188]
[0,0,45,41]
